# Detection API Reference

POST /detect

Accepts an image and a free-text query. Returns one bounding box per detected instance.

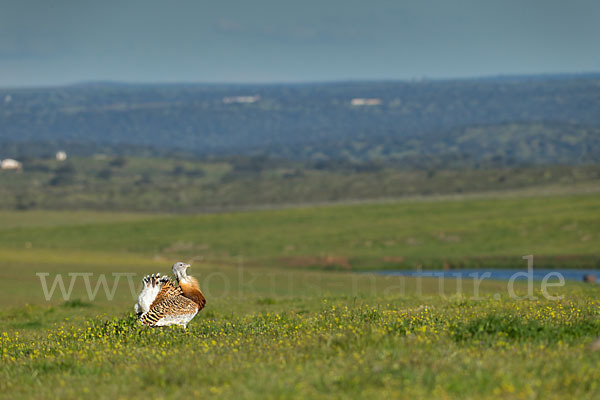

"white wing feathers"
[134,273,169,316]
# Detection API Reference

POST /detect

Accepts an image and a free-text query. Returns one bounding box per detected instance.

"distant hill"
[1,74,599,167]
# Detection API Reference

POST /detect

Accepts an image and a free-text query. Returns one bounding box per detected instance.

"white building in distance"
[351,98,382,106]
[1,159,22,171]
[56,151,67,161]
[223,95,260,104]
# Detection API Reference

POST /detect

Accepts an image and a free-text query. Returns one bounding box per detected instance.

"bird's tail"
[135,273,168,315]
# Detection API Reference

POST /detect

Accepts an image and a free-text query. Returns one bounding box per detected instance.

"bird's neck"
[179,276,206,309]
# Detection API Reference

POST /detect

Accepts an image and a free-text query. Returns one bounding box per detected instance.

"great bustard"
[135,262,206,327]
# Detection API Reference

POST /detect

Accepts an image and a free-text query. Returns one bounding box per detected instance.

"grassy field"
[0,192,598,273]
[1,193,600,399]
[1,155,599,212]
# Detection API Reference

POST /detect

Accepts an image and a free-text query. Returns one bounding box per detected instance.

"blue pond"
[376,269,599,282]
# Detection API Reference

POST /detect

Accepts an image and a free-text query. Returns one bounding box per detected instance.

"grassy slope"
[1,156,599,212]
[0,193,598,272]
[1,194,600,399]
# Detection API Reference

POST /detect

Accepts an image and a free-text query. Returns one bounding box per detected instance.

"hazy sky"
[1,0,599,87]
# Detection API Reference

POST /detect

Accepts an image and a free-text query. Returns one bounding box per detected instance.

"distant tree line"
[1,75,599,167]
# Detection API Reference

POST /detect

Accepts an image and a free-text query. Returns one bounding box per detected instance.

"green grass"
[2,288,600,399]
[1,193,598,271]
[1,193,600,399]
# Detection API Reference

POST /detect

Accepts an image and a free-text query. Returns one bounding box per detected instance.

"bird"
[135,262,206,328]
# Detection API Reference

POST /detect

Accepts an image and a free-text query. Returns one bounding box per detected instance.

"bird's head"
[172,262,191,281]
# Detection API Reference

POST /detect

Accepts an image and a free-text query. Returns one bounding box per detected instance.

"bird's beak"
[184,263,191,270]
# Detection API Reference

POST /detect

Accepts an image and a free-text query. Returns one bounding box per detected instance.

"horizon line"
[2,71,600,91]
